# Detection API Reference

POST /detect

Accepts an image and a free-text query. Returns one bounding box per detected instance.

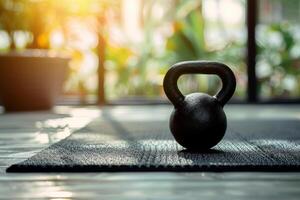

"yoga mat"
[7,112,300,172]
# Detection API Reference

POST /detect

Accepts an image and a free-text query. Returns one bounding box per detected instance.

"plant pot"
[0,50,69,112]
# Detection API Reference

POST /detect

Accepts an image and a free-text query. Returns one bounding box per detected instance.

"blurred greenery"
[257,23,300,98]
[0,0,299,102]
[164,0,246,97]
[105,0,246,100]
[0,0,117,102]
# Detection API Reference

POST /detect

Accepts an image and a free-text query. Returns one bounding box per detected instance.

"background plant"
[1,0,298,102]
[257,23,300,98]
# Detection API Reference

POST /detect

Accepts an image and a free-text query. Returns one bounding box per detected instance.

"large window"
[0,0,299,104]
[105,0,246,102]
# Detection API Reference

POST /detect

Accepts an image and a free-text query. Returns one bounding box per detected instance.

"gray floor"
[0,105,299,199]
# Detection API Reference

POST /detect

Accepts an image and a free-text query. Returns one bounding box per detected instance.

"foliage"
[0,0,60,48]
[257,23,300,98]
[104,1,172,99]
[165,0,246,97]
[3,0,298,101]
[0,0,117,49]
[0,0,119,100]
[105,0,246,99]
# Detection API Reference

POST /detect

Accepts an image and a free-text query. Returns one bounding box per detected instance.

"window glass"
[0,0,246,103]
[105,0,247,101]
[257,0,300,99]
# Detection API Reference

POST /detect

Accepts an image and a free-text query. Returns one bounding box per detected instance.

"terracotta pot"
[0,50,69,111]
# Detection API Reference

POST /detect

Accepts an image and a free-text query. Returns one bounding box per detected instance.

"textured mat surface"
[7,112,300,172]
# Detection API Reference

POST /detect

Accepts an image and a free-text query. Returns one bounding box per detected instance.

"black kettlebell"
[163,61,236,150]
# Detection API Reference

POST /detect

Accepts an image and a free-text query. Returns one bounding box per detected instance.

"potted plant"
[0,0,69,111]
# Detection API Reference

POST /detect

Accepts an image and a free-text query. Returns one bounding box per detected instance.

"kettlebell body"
[163,61,236,150]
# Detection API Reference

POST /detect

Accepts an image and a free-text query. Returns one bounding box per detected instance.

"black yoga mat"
[7,113,300,172]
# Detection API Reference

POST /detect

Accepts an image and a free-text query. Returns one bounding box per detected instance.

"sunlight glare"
[122,0,142,42]
[35,133,50,144]
[50,30,64,49]
[219,0,244,25]
[203,0,244,25]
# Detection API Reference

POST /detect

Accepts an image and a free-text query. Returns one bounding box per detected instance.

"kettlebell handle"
[163,61,236,107]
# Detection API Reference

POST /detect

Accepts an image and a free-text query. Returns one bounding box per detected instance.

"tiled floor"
[0,105,299,199]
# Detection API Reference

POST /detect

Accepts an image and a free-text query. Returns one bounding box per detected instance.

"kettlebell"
[163,61,236,150]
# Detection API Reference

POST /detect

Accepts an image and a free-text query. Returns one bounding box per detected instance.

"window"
[0,0,299,104]
[257,0,300,100]
[105,0,246,102]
